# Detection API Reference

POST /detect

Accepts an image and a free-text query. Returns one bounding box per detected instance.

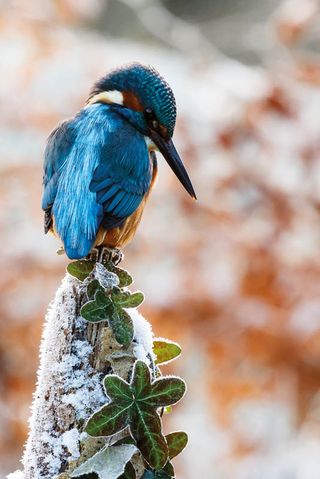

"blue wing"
[42,119,76,232]
[42,104,151,259]
[90,122,151,229]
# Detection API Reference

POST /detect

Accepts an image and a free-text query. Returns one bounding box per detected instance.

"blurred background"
[1,0,320,477]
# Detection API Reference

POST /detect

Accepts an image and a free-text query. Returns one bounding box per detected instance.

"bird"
[42,62,196,260]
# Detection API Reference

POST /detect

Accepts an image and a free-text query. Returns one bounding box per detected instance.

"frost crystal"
[7,472,25,479]
[94,262,119,289]
[131,309,154,362]
[22,275,106,478]
[19,273,155,478]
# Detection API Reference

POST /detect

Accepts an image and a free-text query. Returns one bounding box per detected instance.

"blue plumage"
[42,103,151,259]
[91,63,176,136]
[42,63,195,260]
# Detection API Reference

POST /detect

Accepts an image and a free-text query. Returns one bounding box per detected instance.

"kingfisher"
[42,63,196,260]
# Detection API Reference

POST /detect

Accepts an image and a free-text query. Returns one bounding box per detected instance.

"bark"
[10,260,153,479]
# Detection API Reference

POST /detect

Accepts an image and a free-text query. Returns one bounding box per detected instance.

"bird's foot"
[56,246,65,256]
[92,246,124,265]
[109,248,124,265]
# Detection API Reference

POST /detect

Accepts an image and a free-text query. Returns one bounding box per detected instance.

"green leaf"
[130,361,152,399]
[113,437,137,447]
[155,473,172,479]
[106,263,133,287]
[141,472,155,479]
[162,461,175,477]
[95,262,119,289]
[112,290,144,309]
[80,290,114,323]
[85,401,132,437]
[118,461,136,479]
[103,375,133,404]
[109,308,134,347]
[153,339,181,365]
[140,462,175,479]
[87,279,104,300]
[70,444,137,479]
[67,260,95,281]
[166,431,188,459]
[141,377,186,407]
[131,403,168,470]
[86,361,187,472]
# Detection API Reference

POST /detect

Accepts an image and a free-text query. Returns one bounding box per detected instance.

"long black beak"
[149,130,197,200]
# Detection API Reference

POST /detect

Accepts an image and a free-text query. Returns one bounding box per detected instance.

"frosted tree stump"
[8,256,187,479]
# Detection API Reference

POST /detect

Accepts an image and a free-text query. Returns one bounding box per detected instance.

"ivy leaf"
[131,403,168,470]
[153,339,181,365]
[104,375,133,404]
[85,401,132,437]
[109,308,134,348]
[106,263,133,287]
[166,431,188,459]
[80,290,114,323]
[140,377,186,408]
[67,260,95,281]
[86,361,186,471]
[140,461,175,479]
[141,472,155,479]
[70,444,137,479]
[87,279,104,300]
[95,262,119,289]
[112,290,144,309]
[113,437,137,447]
[154,473,172,479]
[130,359,152,398]
[162,461,175,477]
[141,470,172,479]
[118,461,136,479]
[86,376,132,437]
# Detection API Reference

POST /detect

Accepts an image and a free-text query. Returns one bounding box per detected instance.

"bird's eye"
[144,108,161,131]
[145,108,153,117]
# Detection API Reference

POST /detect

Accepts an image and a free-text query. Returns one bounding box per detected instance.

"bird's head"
[88,63,196,199]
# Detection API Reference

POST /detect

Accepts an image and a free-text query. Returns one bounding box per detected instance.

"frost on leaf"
[81,290,114,322]
[105,262,133,287]
[87,279,104,300]
[118,460,136,479]
[153,339,181,365]
[141,467,173,479]
[109,307,135,347]
[112,289,144,308]
[67,260,95,281]
[80,289,135,347]
[70,444,137,479]
[85,361,186,470]
[166,431,188,459]
[95,262,119,289]
[79,263,144,347]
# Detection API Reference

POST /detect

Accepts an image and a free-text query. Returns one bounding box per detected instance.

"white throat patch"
[87,90,124,106]
[144,136,158,151]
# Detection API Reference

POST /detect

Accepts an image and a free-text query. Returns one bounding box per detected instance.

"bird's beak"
[149,130,197,200]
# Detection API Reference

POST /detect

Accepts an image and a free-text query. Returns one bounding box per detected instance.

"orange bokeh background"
[1,1,320,478]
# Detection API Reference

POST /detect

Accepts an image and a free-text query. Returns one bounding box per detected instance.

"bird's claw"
[92,246,124,265]
[109,248,124,265]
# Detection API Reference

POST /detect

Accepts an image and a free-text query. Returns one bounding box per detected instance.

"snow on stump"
[9,258,187,479]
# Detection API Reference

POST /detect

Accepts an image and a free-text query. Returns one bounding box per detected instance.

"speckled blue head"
[90,63,177,138]
[88,63,196,199]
